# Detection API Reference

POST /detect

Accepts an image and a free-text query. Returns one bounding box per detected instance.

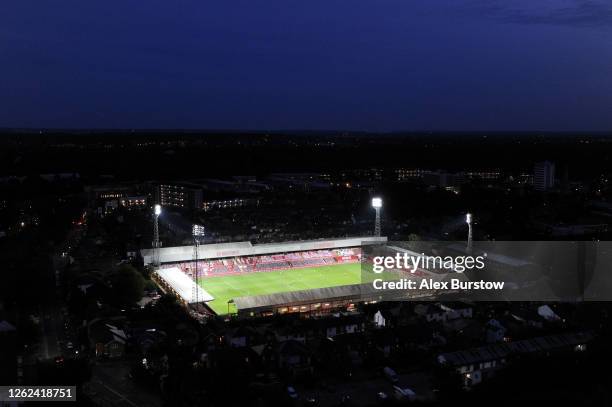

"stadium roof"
[155,267,214,304]
[231,276,440,312]
[446,243,532,267]
[232,284,369,311]
[142,236,387,265]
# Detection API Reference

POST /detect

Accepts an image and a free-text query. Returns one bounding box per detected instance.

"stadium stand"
[162,247,362,279]
[154,267,214,304]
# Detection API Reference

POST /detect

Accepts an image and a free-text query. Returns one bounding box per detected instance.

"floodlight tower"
[372,197,382,237]
[466,212,473,253]
[192,224,206,304]
[152,205,162,267]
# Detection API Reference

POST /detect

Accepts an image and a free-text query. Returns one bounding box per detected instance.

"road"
[37,302,63,359]
[298,371,434,406]
[84,360,162,407]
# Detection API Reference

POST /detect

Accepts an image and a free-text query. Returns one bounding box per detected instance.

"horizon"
[2,128,612,136]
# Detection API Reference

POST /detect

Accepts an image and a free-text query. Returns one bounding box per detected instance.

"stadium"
[141,236,389,317]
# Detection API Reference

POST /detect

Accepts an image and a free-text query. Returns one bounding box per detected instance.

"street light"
[372,197,382,236]
[466,212,473,253]
[154,204,162,216]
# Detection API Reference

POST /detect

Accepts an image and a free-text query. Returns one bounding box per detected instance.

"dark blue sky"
[2,0,612,131]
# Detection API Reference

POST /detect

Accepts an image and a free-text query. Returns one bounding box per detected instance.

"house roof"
[279,340,310,356]
[438,331,595,367]
[88,318,128,345]
[0,320,16,333]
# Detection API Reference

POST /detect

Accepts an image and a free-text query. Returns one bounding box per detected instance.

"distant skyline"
[2,0,612,132]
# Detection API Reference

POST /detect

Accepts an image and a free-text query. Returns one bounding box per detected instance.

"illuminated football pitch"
[200,263,363,315]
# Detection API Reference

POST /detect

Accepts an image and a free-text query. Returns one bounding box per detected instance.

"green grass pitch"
[200,263,363,315]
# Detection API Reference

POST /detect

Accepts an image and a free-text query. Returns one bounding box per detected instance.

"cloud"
[466,0,612,28]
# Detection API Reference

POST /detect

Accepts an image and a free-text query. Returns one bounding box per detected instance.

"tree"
[108,264,145,305]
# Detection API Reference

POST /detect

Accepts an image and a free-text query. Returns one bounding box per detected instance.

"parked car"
[393,386,416,401]
[383,367,398,384]
[287,386,299,400]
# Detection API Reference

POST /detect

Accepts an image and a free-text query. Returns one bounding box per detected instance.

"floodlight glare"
[154,204,162,216]
[466,212,472,224]
[192,224,206,237]
[372,197,383,208]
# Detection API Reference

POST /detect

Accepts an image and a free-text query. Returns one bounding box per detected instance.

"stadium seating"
[161,247,363,280]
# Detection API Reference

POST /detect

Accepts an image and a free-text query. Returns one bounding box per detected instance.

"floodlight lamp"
[372,197,382,208]
[154,204,162,216]
[466,213,472,224]
[192,224,205,237]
